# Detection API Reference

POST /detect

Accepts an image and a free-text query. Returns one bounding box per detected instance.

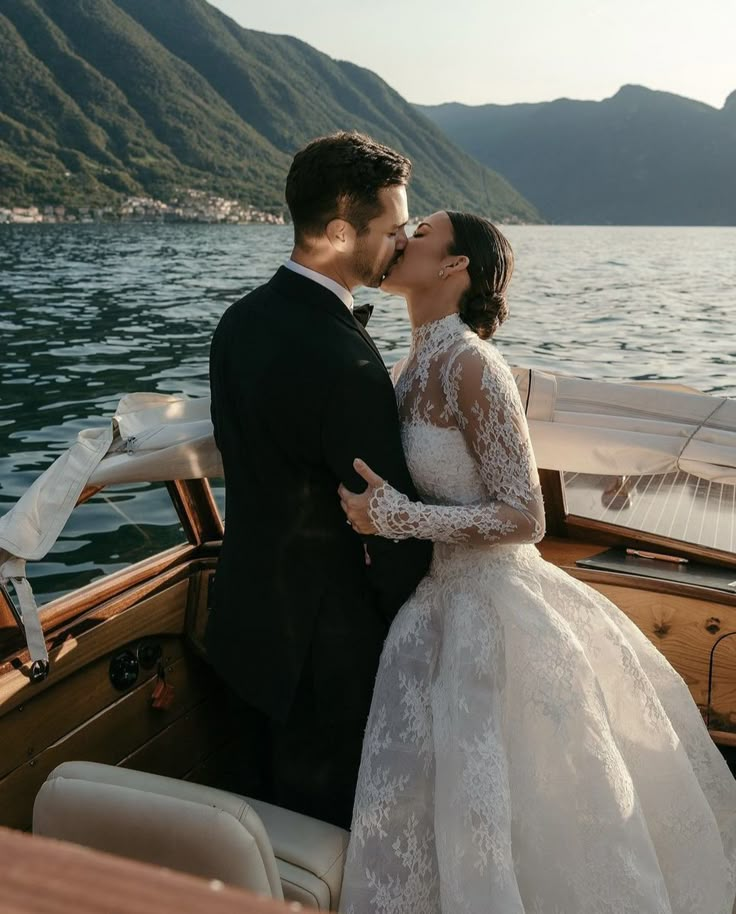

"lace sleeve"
[369,345,545,545]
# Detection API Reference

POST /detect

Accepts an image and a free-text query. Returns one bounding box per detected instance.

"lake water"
[1,224,734,601]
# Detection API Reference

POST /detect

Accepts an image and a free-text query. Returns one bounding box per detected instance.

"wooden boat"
[0,824,295,914]
[0,373,734,909]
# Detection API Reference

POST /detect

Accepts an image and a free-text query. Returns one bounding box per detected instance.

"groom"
[207,132,432,829]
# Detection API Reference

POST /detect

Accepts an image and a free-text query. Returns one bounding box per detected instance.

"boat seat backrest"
[33,761,349,910]
[33,762,281,898]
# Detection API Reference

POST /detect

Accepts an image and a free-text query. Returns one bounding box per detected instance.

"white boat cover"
[1,373,734,669]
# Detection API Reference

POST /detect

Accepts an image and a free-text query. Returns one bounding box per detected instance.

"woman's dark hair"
[285,132,411,245]
[446,212,514,339]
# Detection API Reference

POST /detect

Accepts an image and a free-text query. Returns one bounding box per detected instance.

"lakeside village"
[0,189,285,225]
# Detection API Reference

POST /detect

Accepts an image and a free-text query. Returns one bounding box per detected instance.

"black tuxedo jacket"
[206,267,432,722]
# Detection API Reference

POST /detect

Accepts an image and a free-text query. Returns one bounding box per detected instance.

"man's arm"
[321,359,432,622]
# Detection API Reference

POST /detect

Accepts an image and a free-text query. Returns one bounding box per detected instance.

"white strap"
[0,556,49,675]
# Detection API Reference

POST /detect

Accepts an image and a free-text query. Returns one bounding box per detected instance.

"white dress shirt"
[285,259,354,312]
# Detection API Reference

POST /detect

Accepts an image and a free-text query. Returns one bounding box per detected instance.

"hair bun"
[446,212,514,340]
[459,290,508,340]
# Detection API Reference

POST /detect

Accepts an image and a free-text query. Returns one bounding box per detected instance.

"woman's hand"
[338,458,386,534]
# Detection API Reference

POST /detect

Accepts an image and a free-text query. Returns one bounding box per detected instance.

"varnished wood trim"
[571,567,736,608]
[76,484,103,506]
[0,581,22,655]
[195,541,223,558]
[0,826,293,914]
[564,515,736,568]
[186,568,216,658]
[28,544,198,642]
[0,652,212,831]
[0,624,24,659]
[0,580,189,713]
[0,565,190,676]
[537,536,612,567]
[121,695,231,780]
[539,469,567,537]
[0,579,20,624]
[0,636,188,781]
[538,537,736,607]
[166,479,223,546]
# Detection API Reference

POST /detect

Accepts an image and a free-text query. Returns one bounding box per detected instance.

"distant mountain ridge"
[419,86,736,225]
[0,0,539,221]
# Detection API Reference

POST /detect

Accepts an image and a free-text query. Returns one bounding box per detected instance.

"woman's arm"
[341,347,545,546]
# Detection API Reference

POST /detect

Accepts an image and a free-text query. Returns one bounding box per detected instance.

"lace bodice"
[369,313,545,546]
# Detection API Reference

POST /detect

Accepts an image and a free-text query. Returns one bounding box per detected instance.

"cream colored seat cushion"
[249,798,349,910]
[33,762,282,899]
[34,762,349,910]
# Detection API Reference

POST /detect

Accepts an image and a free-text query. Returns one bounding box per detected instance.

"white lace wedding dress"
[339,313,736,914]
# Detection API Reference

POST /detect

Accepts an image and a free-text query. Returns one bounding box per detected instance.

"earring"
[438,269,445,278]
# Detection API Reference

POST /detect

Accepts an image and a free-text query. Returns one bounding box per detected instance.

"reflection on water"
[1,224,734,600]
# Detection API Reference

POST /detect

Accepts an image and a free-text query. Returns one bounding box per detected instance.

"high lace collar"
[410,312,472,357]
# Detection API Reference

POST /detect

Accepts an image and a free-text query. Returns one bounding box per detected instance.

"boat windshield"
[564,471,736,556]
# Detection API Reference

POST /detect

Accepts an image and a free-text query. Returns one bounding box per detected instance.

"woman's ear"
[326,218,356,253]
[443,255,469,275]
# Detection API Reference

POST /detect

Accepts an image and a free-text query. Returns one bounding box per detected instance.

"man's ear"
[326,218,356,253]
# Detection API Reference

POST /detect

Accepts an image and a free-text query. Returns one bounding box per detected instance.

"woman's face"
[380,210,455,295]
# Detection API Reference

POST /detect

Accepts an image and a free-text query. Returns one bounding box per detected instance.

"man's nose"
[395,227,409,250]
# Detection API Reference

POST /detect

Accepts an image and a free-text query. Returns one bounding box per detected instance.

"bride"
[337,211,736,913]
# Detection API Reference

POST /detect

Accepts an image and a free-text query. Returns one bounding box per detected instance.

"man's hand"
[338,458,385,534]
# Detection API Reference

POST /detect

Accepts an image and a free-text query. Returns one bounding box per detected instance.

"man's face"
[352,185,409,288]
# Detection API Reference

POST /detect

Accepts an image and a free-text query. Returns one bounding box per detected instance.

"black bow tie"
[352,303,374,328]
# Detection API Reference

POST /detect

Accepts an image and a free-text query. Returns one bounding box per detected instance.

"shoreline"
[0,191,286,226]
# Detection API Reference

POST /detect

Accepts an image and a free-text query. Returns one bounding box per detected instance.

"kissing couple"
[207,132,736,913]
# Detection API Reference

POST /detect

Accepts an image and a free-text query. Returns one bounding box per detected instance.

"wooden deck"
[0,826,298,914]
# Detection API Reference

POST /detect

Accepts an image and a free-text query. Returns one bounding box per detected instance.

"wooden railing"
[0,826,298,914]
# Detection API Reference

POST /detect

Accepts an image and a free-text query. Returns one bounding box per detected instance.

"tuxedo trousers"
[215,647,369,830]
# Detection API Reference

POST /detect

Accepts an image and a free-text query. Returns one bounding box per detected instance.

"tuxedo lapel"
[269,267,386,369]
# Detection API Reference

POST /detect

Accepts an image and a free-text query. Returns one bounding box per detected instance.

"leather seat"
[33,762,349,910]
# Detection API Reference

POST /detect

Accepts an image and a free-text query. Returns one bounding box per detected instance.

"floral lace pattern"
[369,315,544,546]
[339,314,736,914]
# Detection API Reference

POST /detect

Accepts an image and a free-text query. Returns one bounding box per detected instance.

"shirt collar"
[285,259,354,312]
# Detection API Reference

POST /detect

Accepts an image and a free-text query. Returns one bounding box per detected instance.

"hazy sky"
[208,0,734,109]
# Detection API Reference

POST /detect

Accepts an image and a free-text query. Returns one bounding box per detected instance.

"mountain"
[0,0,539,221]
[419,86,736,225]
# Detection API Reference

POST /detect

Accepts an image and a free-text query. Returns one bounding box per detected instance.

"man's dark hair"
[285,132,412,244]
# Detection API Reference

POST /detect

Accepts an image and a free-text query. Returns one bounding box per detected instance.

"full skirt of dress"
[339,543,736,914]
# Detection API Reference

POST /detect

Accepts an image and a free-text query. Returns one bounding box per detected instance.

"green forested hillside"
[419,86,736,225]
[0,0,539,220]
